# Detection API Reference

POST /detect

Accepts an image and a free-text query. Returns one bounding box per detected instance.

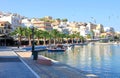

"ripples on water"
[39,44,120,78]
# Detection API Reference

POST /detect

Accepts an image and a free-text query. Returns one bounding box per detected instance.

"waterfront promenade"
[0,47,98,78]
[0,47,38,78]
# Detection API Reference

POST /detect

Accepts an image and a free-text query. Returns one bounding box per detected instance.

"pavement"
[0,46,99,78]
[0,47,39,78]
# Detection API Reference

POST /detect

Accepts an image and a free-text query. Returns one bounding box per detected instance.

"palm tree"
[86,34,91,39]
[69,33,76,44]
[59,33,66,43]
[65,34,70,44]
[35,29,43,45]
[24,27,32,46]
[91,30,95,39]
[48,32,52,45]
[50,29,59,45]
[79,36,84,43]
[42,30,49,45]
[75,32,80,43]
[10,26,24,46]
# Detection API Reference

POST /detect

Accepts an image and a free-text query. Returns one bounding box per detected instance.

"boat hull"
[48,49,66,52]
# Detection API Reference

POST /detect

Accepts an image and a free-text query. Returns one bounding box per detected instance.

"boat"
[47,44,66,52]
[73,42,88,46]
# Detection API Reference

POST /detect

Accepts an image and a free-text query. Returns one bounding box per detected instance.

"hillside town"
[0,11,120,46]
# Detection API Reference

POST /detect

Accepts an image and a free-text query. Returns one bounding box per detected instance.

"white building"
[104,27,115,33]
[79,25,90,37]
[104,27,115,40]
[0,13,22,30]
[86,22,96,31]
[21,18,32,27]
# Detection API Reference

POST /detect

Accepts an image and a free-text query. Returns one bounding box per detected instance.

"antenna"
[91,17,96,24]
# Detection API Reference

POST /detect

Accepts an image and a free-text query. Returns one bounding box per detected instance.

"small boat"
[73,42,88,46]
[47,44,66,52]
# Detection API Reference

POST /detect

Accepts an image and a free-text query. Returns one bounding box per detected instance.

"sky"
[0,0,120,31]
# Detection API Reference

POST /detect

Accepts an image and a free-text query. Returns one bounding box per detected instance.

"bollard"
[33,51,38,60]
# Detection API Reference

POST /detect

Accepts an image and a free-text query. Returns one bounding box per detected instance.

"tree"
[62,18,68,22]
[69,33,76,44]
[65,34,70,44]
[42,30,49,45]
[48,32,52,45]
[57,33,66,43]
[24,27,32,46]
[86,34,91,39]
[75,32,80,43]
[79,36,84,43]
[10,26,24,46]
[56,18,61,22]
[35,29,43,45]
[39,17,54,23]
[90,30,95,39]
[50,29,59,45]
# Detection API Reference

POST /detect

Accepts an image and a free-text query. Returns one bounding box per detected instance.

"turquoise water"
[39,44,120,78]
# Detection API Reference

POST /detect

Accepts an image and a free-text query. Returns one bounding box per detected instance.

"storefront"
[0,35,14,46]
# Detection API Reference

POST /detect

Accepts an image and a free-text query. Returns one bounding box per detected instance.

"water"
[39,44,120,78]
[22,45,47,51]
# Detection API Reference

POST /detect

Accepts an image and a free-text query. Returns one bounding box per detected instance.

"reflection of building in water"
[67,47,80,66]
[102,45,111,59]
[78,44,111,71]
[86,45,92,69]
[79,46,90,68]
[94,45,101,62]
[93,45,102,71]
[102,45,112,72]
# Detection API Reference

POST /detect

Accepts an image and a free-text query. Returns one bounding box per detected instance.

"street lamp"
[16,34,20,48]
[4,26,7,47]
[30,26,38,60]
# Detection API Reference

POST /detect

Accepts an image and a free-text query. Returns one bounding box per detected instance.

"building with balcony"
[32,19,52,31]
[0,13,22,30]
[68,22,80,34]
[21,18,32,27]
[0,21,11,35]
[0,21,13,46]
[87,22,96,31]
[104,27,115,40]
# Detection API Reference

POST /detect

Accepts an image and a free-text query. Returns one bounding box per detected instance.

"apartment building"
[31,19,52,31]
[0,13,22,30]
[21,18,32,27]
[87,22,96,31]
[104,27,115,39]
[68,22,80,34]
[0,21,11,35]
[0,21,13,46]
[94,24,104,38]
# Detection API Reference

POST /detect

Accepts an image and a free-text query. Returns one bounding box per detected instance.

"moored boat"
[47,44,66,52]
[73,42,88,46]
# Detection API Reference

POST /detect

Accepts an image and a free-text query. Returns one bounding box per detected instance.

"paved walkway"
[0,47,99,78]
[17,52,99,78]
[0,48,38,78]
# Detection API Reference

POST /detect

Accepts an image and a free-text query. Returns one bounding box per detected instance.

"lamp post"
[16,34,20,48]
[31,26,35,53]
[4,26,7,47]
[31,26,38,60]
